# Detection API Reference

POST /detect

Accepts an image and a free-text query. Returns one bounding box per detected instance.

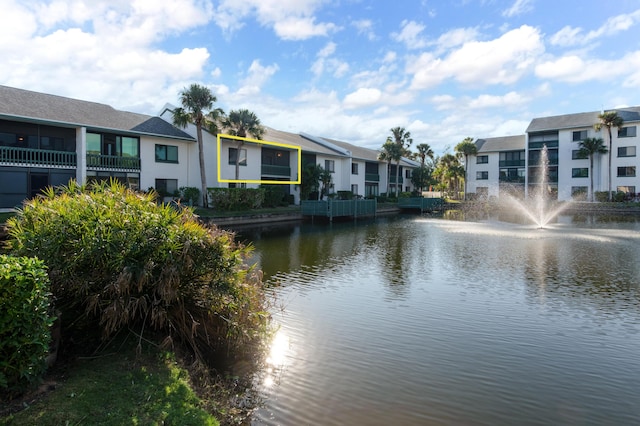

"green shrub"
[6,180,268,364]
[595,191,610,202]
[613,191,626,202]
[0,255,53,395]
[335,191,353,200]
[208,188,265,211]
[179,187,201,206]
[261,185,288,207]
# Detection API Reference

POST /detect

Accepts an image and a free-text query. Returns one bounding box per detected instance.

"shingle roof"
[526,107,640,133]
[262,127,345,156]
[0,85,194,140]
[475,135,525,152]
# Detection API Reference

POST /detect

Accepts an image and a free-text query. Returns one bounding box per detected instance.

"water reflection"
[235,214,640,425]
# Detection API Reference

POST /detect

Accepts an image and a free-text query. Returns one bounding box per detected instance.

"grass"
[1,339,218,426]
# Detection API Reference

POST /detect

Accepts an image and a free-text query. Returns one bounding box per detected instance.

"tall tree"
[320,168,333,200]
[223,109,265,181]
[455,137,477,201]
[301,163,323,201]
[389,127,413,196]
[594,111,623,201]
[577,137,608,202]
[434,153,463,199]
[378,138,398,196]
[172,84,224,207]
[415,143,435,167]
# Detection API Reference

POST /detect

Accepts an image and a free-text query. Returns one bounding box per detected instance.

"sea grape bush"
[6,180,268,363]
[0,255,53,395]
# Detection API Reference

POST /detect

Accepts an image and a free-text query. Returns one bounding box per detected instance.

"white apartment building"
[467,107,640,202]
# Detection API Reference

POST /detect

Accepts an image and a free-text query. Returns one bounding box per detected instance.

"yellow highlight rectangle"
[217,134,301,184]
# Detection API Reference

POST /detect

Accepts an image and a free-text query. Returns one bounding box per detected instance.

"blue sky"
[2,0,640,154]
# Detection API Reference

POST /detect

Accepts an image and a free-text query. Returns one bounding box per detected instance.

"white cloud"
[468,91,530,109]
[236,60,279,96]
[0,0,213,113]
[549,9,640,47]
[352,19,375,40]
[535,52,640,84]
[434,27,480,52]
[343,88,382,109]
[391,20,427,50]
[502,0,534,18]
[214,0,337,40]
[311,42,349,78]
[409,25,544,90]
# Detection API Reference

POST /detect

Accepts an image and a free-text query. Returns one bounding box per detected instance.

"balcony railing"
[86,154,141,171]
[261,164,291,177]
[365,173,380,182]
[0,146,77,167]
[389,175,404,184]
[499,160,525,167]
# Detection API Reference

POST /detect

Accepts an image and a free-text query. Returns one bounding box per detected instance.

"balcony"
[0,146,76,167]
[261,164,291,177]
[86,154,140,171]
[389,175,404,184]
[499,160,525,167]
[365,173,380,182]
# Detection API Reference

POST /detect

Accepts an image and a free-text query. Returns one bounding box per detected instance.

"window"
[229,148,247,166]
[228,182,247,188]
[618,146,636,157]
[476,171,488,180]
[617,166,636,177]
[572,168,588,178]
[405,169,411,178]
[617,186,636,195]
[155,144,178,163]
[572,130,588,141]
[325,159,335,172]
[618,126,637,138]
[351,163,359,175]
[155,178,178,196]
[351,184,358,195]
[476,155,488,164]
[572,149,587,160]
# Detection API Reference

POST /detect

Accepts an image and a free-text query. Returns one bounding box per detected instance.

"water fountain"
[502,144,571,228]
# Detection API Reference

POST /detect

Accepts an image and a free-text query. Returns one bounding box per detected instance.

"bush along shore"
[1,181,271,425]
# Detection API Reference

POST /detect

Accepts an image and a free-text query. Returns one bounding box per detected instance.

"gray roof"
[475,135,525,152]
[320,136,419,167]
[0,85,194,140]
[263,127,346,157]
[526,107,640,133]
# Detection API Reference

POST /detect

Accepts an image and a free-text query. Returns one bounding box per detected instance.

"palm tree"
[301,163,323,200]
[223,109,265,181]
[415,143,435,168]
[378,138,397,196]
[319,168,332,200]
[577,137,608,202]
[172,84,224,207]
[455,137,477,201]
[389,127,413,197]
[594,111,624,201]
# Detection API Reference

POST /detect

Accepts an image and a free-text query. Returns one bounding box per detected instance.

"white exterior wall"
[557,127,604,201]
[315,154,345,196]
[139,135,192,192]
[610,124,640,195]
[467,152,500,198]
[218,139,261,185]
[556,123,639,201]
[350,160,365,196]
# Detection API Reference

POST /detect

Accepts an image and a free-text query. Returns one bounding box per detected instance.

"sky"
[2,0,640,155]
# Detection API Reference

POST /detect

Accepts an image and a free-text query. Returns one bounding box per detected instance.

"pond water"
[234,214,640,425]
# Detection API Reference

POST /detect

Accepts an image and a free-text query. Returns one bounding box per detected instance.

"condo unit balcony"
[0,145,77,167]
[365,173,380,182]
[261,164,291,177]
[86,153,141,171]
